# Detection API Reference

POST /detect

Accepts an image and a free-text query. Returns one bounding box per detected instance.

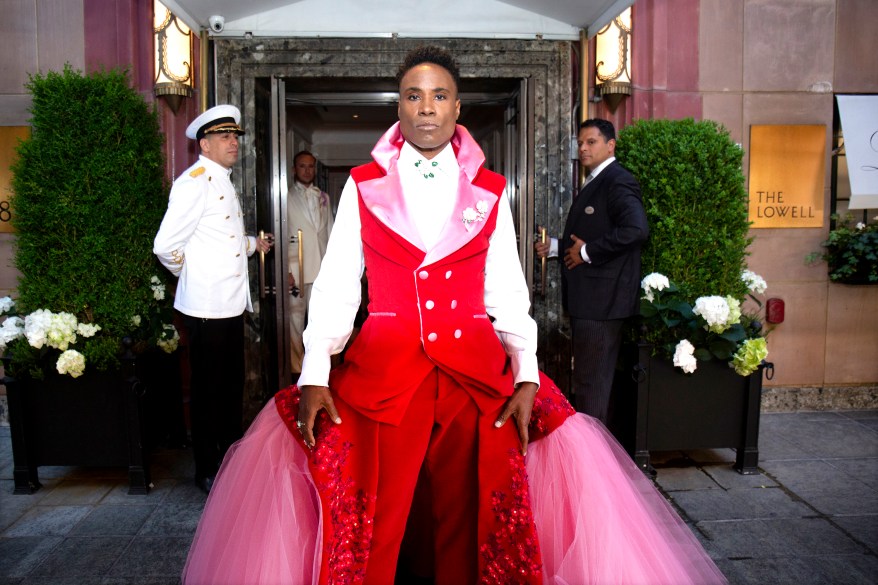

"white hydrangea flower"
[0,316,25,350]
[693,296,732,333]
[46,312,78,351]
[741,270,767,295]
[0,296,14,314]
[77,322,101,338]
[56,349,86,378]
[156,323,180,354]
[856,222,866,230]
[725,296,742,326]
[24,309,53,349]
[150,276,166,301]
[673,339,698,373]
[131,315,142,327]
[641,273,670,302]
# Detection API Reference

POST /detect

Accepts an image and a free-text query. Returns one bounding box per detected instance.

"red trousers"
[278,368,543,585]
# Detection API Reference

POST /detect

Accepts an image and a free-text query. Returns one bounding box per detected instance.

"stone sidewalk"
[1,409,877,584]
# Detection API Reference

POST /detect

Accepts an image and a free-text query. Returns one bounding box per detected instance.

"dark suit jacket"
[561,160,649,320]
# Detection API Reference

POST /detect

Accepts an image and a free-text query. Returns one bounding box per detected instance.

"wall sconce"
[154,0,193,114]
[594,7,632,112]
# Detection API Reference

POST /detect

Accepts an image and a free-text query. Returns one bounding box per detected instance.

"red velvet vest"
[329,161,514,425]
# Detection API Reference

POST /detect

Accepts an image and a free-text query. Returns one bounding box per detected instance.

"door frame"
[217,37,574,397]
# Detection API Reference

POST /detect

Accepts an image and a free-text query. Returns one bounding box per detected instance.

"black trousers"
[571,317,624,424]
[183,313,245,479]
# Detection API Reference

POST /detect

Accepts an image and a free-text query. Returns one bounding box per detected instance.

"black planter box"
[3,355,151,495]
[610,342,765,475]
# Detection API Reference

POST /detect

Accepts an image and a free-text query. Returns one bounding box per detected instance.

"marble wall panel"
[0,0,39,95]
[759,281,828,386]
[699,0,744,92]
[833,0,878,93]
[742,0,836,92]
[824,283,878,385]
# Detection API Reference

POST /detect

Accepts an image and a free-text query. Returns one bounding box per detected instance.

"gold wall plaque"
[0,126,31,234]
[748,125,825,228]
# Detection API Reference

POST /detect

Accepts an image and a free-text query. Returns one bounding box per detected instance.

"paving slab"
[28,536,132,577]
[2,506,91,537]
[70,505,156,537]
[667,486,812,522]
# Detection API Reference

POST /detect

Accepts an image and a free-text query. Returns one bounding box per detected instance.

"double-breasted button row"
[420,267,462,343]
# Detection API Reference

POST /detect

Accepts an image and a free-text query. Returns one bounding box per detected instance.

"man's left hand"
[257,233,275,254]
[495,382,538,456]
[563,234,586,269]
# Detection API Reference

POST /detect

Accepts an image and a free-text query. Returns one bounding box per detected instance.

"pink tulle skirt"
[183,403,726,585]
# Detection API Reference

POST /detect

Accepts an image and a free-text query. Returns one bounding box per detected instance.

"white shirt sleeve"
[484,194,540,387]
[153,175,206,276]
[298,177,363,387]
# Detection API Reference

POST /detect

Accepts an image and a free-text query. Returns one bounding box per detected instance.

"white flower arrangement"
[1,289,180,378]
[639,271,770,376]
[0,300,101,377]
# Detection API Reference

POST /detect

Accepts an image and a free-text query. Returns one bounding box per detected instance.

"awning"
[836,95,878,210]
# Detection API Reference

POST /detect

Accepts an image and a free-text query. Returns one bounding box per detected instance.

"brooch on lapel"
[462,200,488,227]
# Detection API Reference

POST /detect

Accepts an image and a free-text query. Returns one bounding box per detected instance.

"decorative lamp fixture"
[154,0,193,114]
[594,7,632,112]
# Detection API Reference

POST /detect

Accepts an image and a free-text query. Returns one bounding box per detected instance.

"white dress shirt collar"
[586,156,615,183]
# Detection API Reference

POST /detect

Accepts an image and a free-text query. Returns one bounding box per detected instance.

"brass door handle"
[258,230,266,299]
[540,227,547,297]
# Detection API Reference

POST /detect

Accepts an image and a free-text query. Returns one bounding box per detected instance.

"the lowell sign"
[748,125,825,229]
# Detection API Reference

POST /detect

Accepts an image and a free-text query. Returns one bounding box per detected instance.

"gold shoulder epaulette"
[189,166,206,178]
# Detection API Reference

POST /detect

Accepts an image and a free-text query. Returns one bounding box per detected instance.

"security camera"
[208,15,225,33]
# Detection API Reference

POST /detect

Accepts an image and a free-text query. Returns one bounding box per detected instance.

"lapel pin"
[584,206,595,215]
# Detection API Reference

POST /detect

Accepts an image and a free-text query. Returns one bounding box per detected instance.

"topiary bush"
[4,65,175,377]
[615,118,751,300]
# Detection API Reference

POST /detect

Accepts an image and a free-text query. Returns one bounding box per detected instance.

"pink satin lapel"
[422,176,498,266]
[357,173,425,251]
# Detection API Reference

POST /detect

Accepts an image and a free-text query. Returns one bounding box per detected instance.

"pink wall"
[83,0,200,184]
[592,0,703,127]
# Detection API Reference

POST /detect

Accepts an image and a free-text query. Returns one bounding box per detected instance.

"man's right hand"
[534,240,551,258]
[297,385,342,448]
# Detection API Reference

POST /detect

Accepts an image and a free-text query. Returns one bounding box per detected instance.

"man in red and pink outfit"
[182,46,728,585]
[292,45,558,583]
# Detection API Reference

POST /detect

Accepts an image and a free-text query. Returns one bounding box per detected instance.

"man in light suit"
[536,118,648,423]
[286,150,334,374]
[154,105,273,494]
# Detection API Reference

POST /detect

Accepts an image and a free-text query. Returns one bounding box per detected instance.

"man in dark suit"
[536,118,648,422]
